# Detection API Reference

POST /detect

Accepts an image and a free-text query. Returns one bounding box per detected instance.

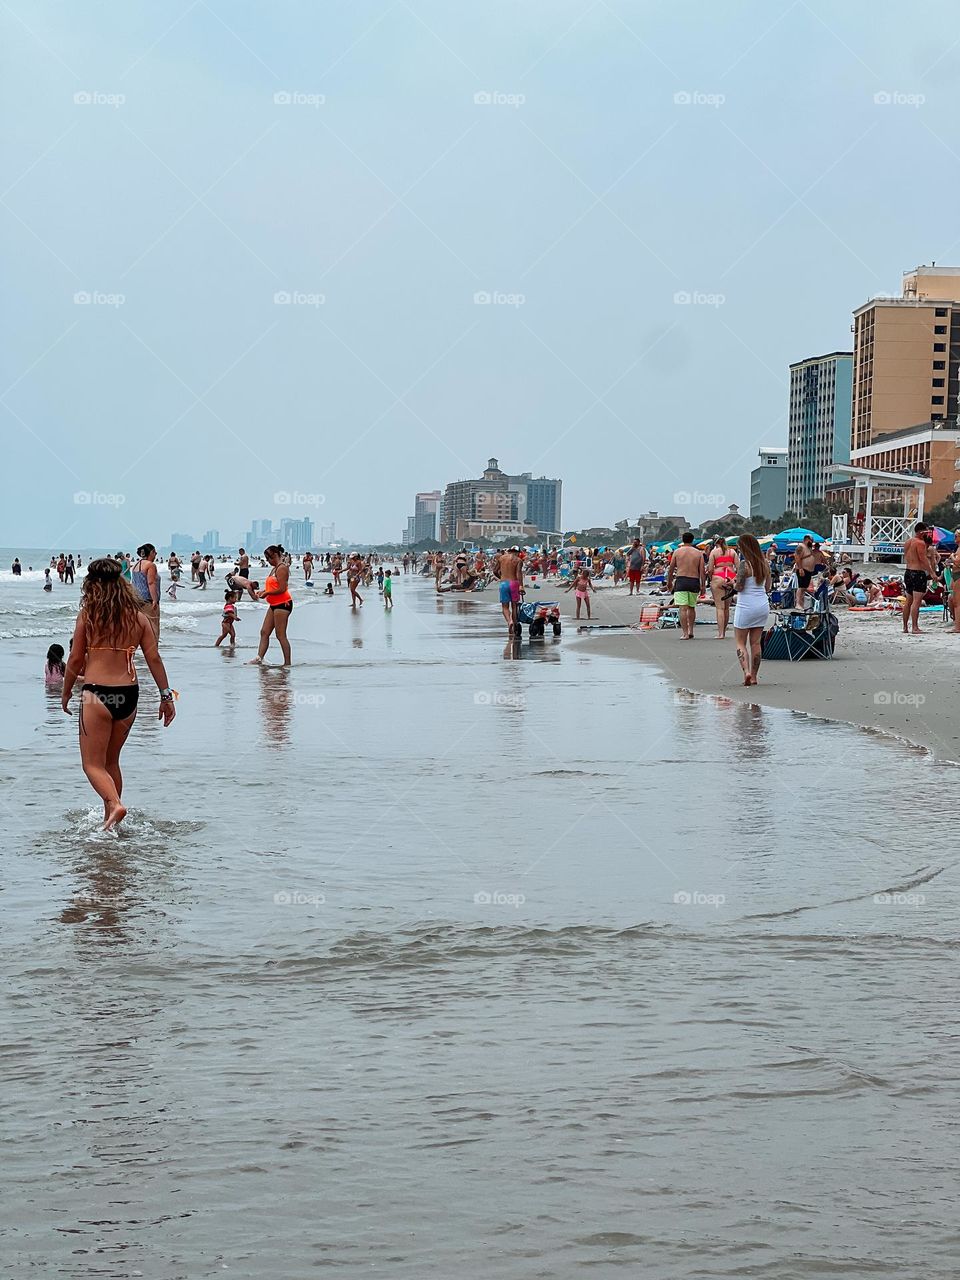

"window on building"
[935,326,947,334]
[934,342,947,351]
[932,395,945,404]
[936,308,948,317]
[934,360,946,370]
[932,413,945,421]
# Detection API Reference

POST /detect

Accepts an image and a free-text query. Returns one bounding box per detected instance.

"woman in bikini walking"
[61,558,176,830]
[707,537,737,640]
[250,544,293,664]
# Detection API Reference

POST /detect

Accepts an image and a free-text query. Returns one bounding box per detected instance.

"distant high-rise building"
[170,532,195,554]
[786,352,853,513]
[318,523,336,545]
[280,517,314,552]
[201,529,220,553]
[413,490,441,542]
[853,266,960,451]
[440,459,561,540]
[750,448,788,519]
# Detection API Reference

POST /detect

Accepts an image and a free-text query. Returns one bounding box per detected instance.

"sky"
[3,0,959,547]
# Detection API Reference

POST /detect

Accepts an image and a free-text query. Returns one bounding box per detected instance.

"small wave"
[0,626,64,639]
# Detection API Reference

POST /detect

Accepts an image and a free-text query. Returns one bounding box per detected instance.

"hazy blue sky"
[3,0,957,546]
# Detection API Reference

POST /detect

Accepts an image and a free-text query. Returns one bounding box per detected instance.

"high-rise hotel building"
[786,352,852,513]
[848,266,960,505]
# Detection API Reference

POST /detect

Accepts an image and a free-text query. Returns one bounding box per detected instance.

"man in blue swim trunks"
[496,546,524,636]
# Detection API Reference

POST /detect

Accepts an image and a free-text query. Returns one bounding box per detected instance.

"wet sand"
[557,581,960,764]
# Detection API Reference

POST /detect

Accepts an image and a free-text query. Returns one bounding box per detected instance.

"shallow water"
[1,565,957,1278]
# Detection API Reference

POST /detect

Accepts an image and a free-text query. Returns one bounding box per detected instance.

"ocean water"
[1,561,957,1278]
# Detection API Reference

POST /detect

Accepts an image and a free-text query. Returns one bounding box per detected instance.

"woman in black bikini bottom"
[62,558,176,831]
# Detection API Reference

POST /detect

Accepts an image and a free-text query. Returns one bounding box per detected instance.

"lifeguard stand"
[827,465,931,561]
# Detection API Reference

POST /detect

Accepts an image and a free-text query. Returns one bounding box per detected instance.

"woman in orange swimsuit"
[61,558,176,830]
[251,543,293,665]
[707,537,737,640]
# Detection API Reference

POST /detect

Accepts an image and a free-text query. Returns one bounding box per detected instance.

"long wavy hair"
[739,533,767,584]
[81,558,145,646]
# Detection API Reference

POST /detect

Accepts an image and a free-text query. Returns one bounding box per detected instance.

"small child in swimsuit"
[383,569,393,609]
[216,590,240,646]
[43,569,53,592]
[565,567,595,620]
[45,643,66,689]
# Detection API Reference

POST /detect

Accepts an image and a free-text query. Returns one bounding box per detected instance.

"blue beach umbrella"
[773,526,824,551]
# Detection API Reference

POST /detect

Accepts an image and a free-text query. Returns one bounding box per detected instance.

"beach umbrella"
[931,526,956,547]
[773,525,824,551]
[757,534,775,549]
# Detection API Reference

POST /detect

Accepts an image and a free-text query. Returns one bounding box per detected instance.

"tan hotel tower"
[849,265,960,506]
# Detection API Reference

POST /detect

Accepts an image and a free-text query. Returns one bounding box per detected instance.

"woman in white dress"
[733,533,772,686]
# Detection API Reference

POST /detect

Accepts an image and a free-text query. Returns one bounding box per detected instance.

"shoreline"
[554,581,960,765]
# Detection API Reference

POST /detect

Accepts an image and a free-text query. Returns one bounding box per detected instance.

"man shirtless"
[793,535,817,611]
[496,546,524,636]
[902,523,938,634]
[666,532,705,639]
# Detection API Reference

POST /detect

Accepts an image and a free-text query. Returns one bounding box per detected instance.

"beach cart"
[517,600,561,638]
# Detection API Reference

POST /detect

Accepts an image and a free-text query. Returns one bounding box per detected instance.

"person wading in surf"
[61,558,176,830]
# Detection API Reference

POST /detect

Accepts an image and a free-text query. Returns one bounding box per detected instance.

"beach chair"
[637,604,661,629]
[658,607,680,629]
[762,581,838,661]
[943,565,953,622]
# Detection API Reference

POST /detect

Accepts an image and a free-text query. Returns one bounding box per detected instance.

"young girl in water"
[216,590,240,647]
[45,644,66,689]
[61,557,176,830]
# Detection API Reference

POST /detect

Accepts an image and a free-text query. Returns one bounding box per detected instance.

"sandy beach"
[555,578,960,764]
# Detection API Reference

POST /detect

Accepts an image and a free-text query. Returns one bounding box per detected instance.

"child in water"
[323,582,334,596]
[45,644,66,689]
[43,569,53,592]
[216,590,240,646]
[383,569,393,609]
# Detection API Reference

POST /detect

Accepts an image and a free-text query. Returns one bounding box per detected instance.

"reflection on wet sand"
[258,665,292,748]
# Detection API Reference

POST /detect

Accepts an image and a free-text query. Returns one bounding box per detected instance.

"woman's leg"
[585,596,592,618]
[749,626,763,683]
[711,584,725,637]
[255,610,275,660]
[104,714,136,816]
[733,626,750,683]
[78,693,125,827]
[273,610,292,665]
